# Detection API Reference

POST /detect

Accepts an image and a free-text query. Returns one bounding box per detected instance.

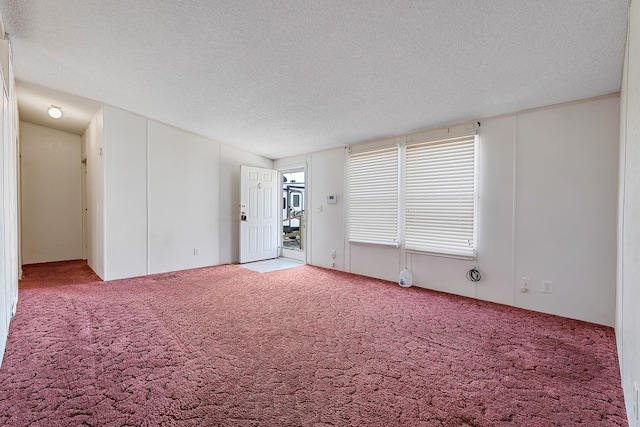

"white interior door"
[240,165,279,263]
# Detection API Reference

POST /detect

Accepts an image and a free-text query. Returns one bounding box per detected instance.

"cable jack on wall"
[467,266,481,282]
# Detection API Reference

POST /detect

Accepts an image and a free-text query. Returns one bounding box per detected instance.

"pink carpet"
[0,261,628,426]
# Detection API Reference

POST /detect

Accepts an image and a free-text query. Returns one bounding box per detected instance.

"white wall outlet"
[521,277,530,293]
[542,280,553,294]
[329,261,335,268]
[330,249,336,259]
[193,248,200,255]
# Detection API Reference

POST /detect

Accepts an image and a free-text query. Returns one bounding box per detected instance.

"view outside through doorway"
[282,170,304,253]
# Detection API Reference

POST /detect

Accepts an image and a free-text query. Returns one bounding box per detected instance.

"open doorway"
[281,168,305,263]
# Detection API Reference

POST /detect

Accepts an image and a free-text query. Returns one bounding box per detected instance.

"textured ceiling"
[0,1,630,159]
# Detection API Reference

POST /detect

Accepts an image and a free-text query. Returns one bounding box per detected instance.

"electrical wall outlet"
[330,249,336,259]
[542,280,553,294]
[521,277,530,293]
[193,248,200,256]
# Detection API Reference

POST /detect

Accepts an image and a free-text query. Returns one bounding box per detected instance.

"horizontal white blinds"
[405,134,477,257]
[348,146,399,245]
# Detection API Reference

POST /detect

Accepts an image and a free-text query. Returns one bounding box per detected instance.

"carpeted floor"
[0,261,628,426]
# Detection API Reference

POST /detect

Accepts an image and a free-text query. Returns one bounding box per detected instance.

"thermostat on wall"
[326,195,337,204]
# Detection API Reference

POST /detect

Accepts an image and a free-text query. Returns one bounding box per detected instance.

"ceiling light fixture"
[47,105,63,119]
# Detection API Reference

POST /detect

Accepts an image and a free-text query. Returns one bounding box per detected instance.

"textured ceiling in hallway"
[0,1,630,158]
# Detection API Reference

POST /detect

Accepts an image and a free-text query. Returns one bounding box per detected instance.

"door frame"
[280,166,306,263]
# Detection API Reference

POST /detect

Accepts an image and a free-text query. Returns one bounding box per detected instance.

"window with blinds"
[405,134,477,257]
[348,146,399,246]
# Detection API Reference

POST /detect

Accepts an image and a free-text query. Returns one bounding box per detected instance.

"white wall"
[308,150,345,270]
[20,122,82,264]
[618,1,640,424]
[84,107,105,279]
[0,37,18,368]
[474,116,515,305]
[82,105,272,279]
[103,106,147,280]
[148,120,221,274]
[513,100,618,325]
[279,95,620,327]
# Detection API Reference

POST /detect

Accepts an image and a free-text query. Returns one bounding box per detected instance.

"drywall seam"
[218,142,222,265]
[145,119,149,276]
[511,114,518,306]
[307,154,313,266]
